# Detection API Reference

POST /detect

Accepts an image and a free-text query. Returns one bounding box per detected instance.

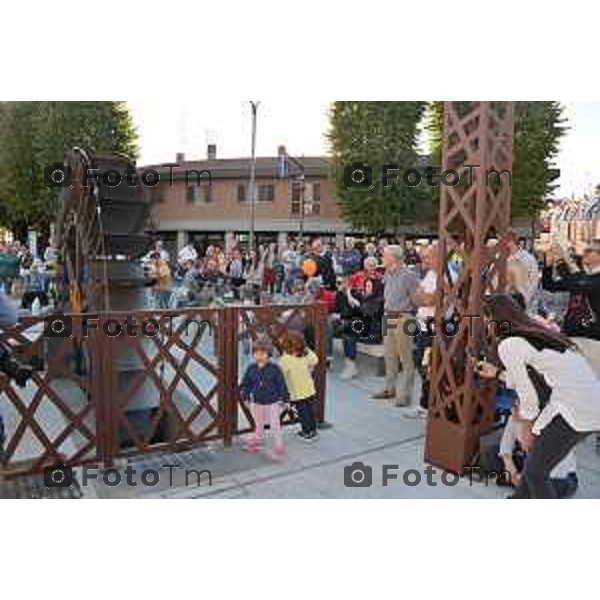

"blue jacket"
[239,362,289,405]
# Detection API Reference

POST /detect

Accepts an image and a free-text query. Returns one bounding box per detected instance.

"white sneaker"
[339,359,358,380]
[403,407,428,419]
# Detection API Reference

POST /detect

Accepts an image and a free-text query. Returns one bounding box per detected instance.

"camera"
[44,315,73,338]
[44,162,72,188]
[343,162,374,189]
[43,465,74,488]
[0,343,33,388]
[344,461,372,487]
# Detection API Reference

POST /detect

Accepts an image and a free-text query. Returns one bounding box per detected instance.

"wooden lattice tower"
[425,101,515,473]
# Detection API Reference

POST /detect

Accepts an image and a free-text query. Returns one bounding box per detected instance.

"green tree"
[511,102,567,222]
[327,101,429,234]
[425,101,444,167]
[426,101,567,223]
[0,101,138,236]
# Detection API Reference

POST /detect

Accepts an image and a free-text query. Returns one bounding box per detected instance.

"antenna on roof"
[179,107,189,156]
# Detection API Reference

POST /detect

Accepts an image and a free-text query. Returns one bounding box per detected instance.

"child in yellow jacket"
[279,331,319,441]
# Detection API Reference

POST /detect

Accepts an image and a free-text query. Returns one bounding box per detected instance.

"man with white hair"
[372,245,420,406]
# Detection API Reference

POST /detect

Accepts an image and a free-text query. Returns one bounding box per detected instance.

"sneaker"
[371,390,395,400]
[297,430,318,441]
[272,445,287,461]
[403,407,428,419]
[339,359,358,380]
[393,394,411,407]
[243,440,261,453]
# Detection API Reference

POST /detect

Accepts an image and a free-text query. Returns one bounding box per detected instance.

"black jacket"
[311,252,336,290]
[542,262,600,340]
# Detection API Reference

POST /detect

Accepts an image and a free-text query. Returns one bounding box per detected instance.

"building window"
[237,183,246,202]
[311,182,321,215]
[313,182,321,202]
[291,180,302,202]
[258,183,275,202]
[308,201,320,215]
[291,180,302,215]
[186,185,213,204]
[203,186,213,203]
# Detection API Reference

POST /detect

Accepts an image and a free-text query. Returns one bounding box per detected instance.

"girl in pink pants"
[239,340,289,460]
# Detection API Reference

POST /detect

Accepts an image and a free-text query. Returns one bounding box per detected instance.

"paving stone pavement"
[83,355,600,500]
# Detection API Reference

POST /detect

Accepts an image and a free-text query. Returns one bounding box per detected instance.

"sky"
[127,101,600,199]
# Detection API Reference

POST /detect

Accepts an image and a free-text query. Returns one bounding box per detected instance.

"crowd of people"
[148,229,600,498]
[1,229,599,498]
[0,240,57,311]
[143,235,390,308]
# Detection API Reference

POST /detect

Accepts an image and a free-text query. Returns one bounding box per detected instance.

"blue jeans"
[343,334,357,360]
[326,315,336,357]
[156,290,172,309]
[551,473,579,499]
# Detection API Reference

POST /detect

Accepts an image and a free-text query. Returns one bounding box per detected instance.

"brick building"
[142,144,350,255]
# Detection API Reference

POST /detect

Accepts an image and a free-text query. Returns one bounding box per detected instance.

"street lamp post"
[283,151,306,241]
[248,101,260,250]
[299,173,306,238]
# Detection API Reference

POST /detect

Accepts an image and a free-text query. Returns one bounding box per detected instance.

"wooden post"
[425,102,514,473]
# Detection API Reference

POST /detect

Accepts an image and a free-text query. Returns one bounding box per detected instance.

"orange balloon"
[302,258,317,277]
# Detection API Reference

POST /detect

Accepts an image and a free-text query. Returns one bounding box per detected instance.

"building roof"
[140,156,330,181]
